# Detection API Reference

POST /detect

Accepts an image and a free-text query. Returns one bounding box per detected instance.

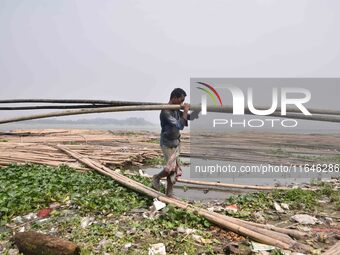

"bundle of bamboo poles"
[1,99,340,124]
[56,145,315,253]
[0,141,160,169]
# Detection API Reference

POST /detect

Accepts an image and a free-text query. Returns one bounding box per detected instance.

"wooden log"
[11,231,80,255]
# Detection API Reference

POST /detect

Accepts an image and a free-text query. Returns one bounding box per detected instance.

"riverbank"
[0,129,339,254]
[0,164,339,254]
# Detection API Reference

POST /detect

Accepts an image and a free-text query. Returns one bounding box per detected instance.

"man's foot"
[152,175,161,191]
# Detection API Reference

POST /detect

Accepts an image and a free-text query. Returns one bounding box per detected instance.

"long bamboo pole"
[0,105,115,110]
[1,104,340,124]
[0,99,161,105]
[0,105,180,124]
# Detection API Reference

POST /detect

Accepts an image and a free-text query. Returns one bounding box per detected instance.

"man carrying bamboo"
[152,88,198,197]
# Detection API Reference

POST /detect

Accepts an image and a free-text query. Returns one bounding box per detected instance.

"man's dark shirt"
[160,109,188,148]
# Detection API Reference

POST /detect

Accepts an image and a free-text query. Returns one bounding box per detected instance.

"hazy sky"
[0,0,339,123]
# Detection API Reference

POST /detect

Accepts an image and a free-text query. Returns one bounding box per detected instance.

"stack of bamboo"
[0,142,160,169]
[1,129,340,169]
[0,129,163,169]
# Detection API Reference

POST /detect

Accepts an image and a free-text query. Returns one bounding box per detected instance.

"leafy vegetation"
[143,156,165,166]
[226,184,340,219]
[0,164,150,223]
[0,164,217,254]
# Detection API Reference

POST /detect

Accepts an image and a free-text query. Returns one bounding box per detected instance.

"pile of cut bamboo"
[0,129,162,169]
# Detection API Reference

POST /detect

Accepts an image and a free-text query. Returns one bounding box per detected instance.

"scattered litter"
[139,169,151,177]
[151,199,166,211]
[281,203,290,210]
[49,227,57,234]
[49,202,61,209]
[192,234,212,244]
[148,243,166,255]
[324,217,333,224]
[115,231,124,239]
[177,226,196,235]
[80,216,94,229]
[225,204,238,213]
[98,238,109,248]
[291,214,320,225]
[318,197,331,204]
[127,227,137,235]
[18,226,25,233]
[252,211,266,224]
[12,216,23,224]
[274,202,284,213]
[142,210,161,220]
[207,206,224,212]
[37,208,53,218]
[123,242,132,251]
[36,218,49,225]
[251,241,275,252]
[23,213,37,221]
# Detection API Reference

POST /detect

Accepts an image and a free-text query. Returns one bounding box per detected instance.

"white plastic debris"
[23,212,37,221]
[207,206,224,212]
[148,243,166,255]
[152,199,166,211]
[12,216,24,224]
[80,216,94,229]
[115,231,124,239]
[49,202,61,209]
[251,241,275,252]
[274,202,285,213]
[281,203,290,210]
[177,226,196,234]
[139,169,151,177]
[191,234,212,244]
[124,242,132,249]
[291,214,320,225]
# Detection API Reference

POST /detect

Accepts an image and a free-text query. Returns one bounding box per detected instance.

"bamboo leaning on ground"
[56,145,314,253]
[1,102,340,124]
